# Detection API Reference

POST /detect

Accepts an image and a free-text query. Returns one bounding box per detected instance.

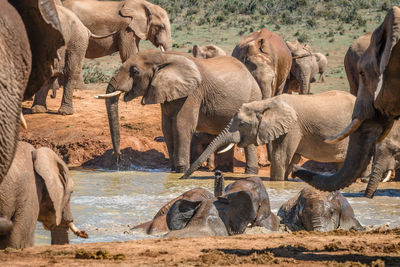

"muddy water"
[34,170,400,246]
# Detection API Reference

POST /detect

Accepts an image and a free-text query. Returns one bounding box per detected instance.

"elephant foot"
[245,166,259,175]
[58,105,74,115]
[31,105,47,114]
[175,165,189,173]
[270,176,285,181]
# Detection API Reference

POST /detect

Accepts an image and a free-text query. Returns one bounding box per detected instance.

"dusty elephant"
[0,142,87,249]
[344,32,372,96]
[192,44,226,58]
[293,7,400,192]
[0,0,64,182]
[165,190,256,238]
[31,4,116,115]
[278,186,363,232]
[215,172,280,231]
[182,91,356,181]
[313,52,328,83]
[131,188,214,235]
[63,0,172,62]
[232,28,292,99]
[97,50,262,173]
[285,40,319,94]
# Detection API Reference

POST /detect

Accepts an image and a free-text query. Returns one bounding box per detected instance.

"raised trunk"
[51,225,69,245]
[293,120,383,191]
[105,83,121,157]
[214,171,225,197]
[180,126,240,179]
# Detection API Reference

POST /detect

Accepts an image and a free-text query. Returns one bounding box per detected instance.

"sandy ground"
[16,86,399,266]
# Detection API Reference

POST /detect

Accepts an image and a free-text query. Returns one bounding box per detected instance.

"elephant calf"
[278,186,363,232]
[0,142,87,249]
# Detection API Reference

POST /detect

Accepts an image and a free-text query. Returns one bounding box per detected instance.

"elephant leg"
[58,47,86,115]
[270,133,300,181]
[161,110,175,171]
[31,78,56,114]
[286,153,301,180]
[244,144,259,174]
[118,29,140,63]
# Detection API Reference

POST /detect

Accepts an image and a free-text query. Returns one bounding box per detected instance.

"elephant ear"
[119,0,150,40]
[11,0,65,99]
[337,193,364,230]
[256,99,297,145]
[166,199,202,231]
[142,54,202,104]
[33,147,73,226]
[216,191,256,235]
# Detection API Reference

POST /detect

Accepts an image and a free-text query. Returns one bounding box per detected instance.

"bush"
[297,32,310,43]
[82,64,112,84]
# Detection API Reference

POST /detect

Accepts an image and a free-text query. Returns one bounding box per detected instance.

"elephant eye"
[359,71,365,77]
[130,67,139,77]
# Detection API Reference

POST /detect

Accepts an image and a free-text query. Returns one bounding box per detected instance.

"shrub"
[297,32,310,43]
[82,64,112,84]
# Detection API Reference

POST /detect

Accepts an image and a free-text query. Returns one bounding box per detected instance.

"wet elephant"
[0,142,87,249]
[278,186,363,232]
[97,51,262,174]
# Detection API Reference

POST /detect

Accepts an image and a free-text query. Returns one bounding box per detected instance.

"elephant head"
[166,191,256,237]
[293,7,400,191]
[286,40,318,94]
[181,98,296,179]
[232,29,291,99]
[119,0,172,51]
[0,0,64,183]
[192,45,226,58]
[34,147,87,245]
[97,51,202,157]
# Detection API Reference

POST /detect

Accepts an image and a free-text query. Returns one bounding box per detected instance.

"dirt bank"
[1,229,399,266]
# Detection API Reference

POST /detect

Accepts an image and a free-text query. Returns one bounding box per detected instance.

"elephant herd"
[1,0,400,249]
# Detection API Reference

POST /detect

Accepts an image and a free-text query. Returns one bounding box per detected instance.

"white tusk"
[382,170,392,183]
[94,91,122,99]
[160,46,165,52]
[325,118,363,144]
[217,143,235,154]
[20,113,27,130]
[68,222,88,238]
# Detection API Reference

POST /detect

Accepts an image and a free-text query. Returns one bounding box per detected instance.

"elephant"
[293,7,400,192]
[96,50,262,173]
[344,32,372,96]
[232,28,292,99]
[131,188,214,235]
[0,142,87,249]
[182,91,357,181]
[285,40,319,94]
[278,186,363,232]
[215,172,280,231]
[31,4,116,115]
[165,190,257,238]
[313,52,328,83]
[0,0,64,182]
[192,44,226,58]
[63,0,172,62]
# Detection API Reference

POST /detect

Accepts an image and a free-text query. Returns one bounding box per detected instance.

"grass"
[88,0,400,93]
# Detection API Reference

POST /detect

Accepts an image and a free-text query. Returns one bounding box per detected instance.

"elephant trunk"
[0,217,13,235]
[105,82,122,158]
[293,120,383,191]
[51,225,69,245]
[300,75,310,94]
[180,125,240,179]
[214,170,225,197]
[364,154,393,198]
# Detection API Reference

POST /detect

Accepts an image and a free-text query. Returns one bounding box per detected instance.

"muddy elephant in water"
[232,28,292,99]
[215,172,280,231]
[0,142,87,249]
[293,7,400,192]
[182,91,357,181]
[0,0,64,182]
[285,40,319,95]
[344,32,372,96]
[278,186,363,232]
[192,45,226,58]
[63,0,172,62]
[131,188,214,235]
[31,4,116,115]
[313,52,328,83]
[97,50,262,173]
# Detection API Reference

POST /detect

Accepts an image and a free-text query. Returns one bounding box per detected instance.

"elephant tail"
[0,217,13,235]
[88,29,118,40]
